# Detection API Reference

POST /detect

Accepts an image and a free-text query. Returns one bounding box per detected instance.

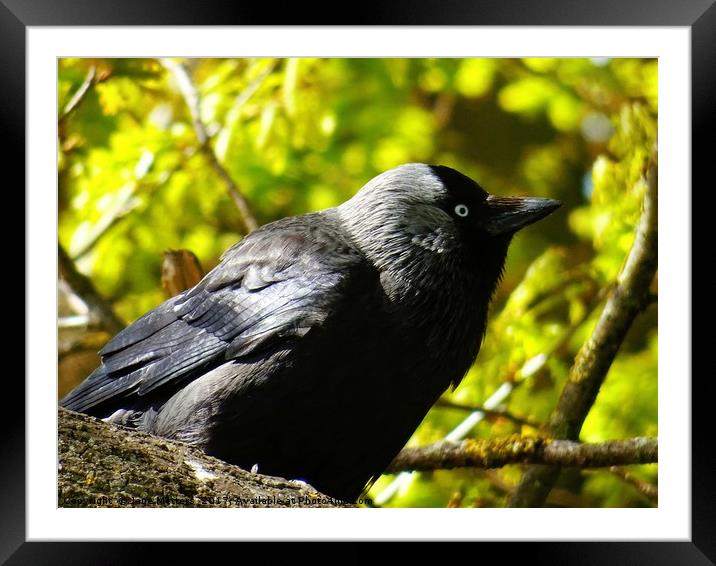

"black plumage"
[61,163,560,502]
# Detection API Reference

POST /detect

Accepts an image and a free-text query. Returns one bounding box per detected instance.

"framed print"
[9,0,706,561]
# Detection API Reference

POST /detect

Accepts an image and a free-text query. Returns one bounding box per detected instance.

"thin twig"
[70,184,141,262]
[160,58,258,233]
[59,65,96,127]
[58,243,125,336]
[58,315,90,328]
[225,60,278,128]
[387,436,657,473]
[608,466,658,504]
[434,399,541,429]
[215,59,278,162]
[509,146,658,507]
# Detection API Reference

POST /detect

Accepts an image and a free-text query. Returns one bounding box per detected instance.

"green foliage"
[58,57,658,508]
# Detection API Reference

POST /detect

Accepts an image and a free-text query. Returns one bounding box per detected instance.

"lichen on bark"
[58,407,352,508]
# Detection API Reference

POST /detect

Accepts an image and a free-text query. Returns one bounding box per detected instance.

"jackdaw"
[61,163,560,502]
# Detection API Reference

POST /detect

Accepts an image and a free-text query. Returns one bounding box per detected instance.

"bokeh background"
[58,57,658,508]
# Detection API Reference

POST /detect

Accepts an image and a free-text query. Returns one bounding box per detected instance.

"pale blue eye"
[454,204,469,217]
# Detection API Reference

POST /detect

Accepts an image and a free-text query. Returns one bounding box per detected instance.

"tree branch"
[509,147,658,507]
[386,436,657,473]
[59,408,350,507]
[58,243,125,336]
[58,64,96,127]
[160,58,258,234]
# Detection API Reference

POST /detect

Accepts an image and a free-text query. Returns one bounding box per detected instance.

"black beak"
[484,195,562,235]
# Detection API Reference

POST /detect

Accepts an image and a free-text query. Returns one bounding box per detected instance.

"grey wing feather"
[97,290,194,356]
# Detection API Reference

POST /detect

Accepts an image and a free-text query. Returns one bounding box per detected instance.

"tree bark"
[58,244,125,336]
[386,436,657,473]
[58,407,351,508]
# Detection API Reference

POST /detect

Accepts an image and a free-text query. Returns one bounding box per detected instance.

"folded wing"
[60,214,361,415]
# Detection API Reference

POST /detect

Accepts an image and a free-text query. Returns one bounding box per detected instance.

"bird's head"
[338,163,561,295]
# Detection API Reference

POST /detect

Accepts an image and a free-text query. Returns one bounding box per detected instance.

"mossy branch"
[58,408,351,508]
[387,436,657,473]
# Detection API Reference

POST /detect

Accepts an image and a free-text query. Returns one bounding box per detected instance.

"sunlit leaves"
[455,59,496,98]
[499,76,583,131]
[611,59,658,112]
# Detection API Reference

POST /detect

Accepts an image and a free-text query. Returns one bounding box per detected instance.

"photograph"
[57,56,659,510]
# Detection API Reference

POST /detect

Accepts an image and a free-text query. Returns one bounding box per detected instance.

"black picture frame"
[9,0,705,562]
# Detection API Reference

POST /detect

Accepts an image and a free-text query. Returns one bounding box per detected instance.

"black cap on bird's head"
[424,164,562,236]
